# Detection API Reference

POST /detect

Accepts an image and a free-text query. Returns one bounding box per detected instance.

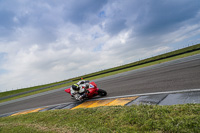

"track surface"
[0,54,200,114]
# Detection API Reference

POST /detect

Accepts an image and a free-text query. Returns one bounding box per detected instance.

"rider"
[70,80,90,100]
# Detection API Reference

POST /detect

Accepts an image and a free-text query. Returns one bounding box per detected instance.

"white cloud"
[0,0,200,92]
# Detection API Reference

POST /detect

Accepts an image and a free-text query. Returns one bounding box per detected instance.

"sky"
[0,0,200,92]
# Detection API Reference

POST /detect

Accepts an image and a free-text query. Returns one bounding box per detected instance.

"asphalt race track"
[0,54,200,114]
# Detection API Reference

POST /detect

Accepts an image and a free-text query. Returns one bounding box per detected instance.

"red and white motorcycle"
[65,81,107,101]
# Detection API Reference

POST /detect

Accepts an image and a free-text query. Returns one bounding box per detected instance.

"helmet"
[72,84,80,91]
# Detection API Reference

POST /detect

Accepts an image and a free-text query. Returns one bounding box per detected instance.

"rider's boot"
[79,93,87,100]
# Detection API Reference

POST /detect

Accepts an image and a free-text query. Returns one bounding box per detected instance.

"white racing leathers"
[70,80,90,96]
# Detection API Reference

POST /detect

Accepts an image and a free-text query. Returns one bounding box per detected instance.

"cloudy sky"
[0,0,200,92]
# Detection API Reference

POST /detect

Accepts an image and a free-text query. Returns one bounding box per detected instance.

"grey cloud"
[133,0,200,36]
[0,10,15,37]
[0,10,15,28]
[63,0,108,24]
[0,0,61,44]
[104,19,127,35]
[101,0,200,37]
[0,1,29,35]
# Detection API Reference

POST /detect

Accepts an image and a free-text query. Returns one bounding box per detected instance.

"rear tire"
[98,89,107,96]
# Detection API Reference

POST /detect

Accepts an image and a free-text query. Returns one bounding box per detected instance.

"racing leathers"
[70,80,90,100]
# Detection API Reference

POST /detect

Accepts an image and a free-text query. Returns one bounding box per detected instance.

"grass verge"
[1,49,200,103]
[0,81,72,99]
[0,104,200,133]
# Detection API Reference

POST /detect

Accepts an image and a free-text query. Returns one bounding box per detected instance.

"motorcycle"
[65,81,107,101]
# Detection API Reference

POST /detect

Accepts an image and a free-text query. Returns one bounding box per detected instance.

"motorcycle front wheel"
[97,89,107,96]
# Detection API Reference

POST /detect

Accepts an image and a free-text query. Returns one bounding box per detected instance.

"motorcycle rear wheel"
[98,89,107,96]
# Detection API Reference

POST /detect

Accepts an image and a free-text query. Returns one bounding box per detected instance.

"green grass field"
[0,44,200,103]
[0,104,199,133]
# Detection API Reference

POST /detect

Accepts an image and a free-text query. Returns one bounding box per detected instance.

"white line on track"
[95,88,200,100]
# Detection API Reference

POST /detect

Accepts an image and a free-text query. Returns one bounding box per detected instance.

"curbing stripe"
[72,100,98,110]
[87,99,114,108]
[11,108,45,116]
[62,102,83,109]
[72,96,138,110]
[107,97,138,106]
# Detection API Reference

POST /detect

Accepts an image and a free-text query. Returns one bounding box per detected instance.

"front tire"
[98,89,107,96]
